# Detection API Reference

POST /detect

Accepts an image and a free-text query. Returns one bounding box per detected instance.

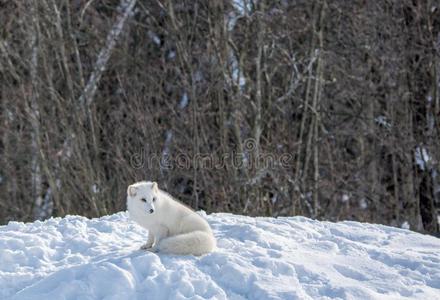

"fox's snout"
[140,198,155,214]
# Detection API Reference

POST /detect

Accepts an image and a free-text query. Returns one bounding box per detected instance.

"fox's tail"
[158,231,216,256]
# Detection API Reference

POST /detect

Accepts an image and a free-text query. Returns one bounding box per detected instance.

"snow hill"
[1,212,440,300]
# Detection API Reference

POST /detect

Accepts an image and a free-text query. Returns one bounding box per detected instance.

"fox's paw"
[148,246,159,253]
[140,243,153,250]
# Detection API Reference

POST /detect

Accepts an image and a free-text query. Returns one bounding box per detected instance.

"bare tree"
[0,0,438,233]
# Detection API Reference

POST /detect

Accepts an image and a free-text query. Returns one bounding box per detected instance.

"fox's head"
[126,181,160,215]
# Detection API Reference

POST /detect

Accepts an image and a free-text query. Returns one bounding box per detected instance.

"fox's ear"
[152,182,158,192]
[127,185,137,197]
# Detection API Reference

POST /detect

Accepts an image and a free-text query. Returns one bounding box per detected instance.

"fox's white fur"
[126,181,216,256]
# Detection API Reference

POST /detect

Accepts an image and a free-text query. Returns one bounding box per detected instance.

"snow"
[230,54,246,90]
[415,147,432,171]
[168,50,176,59]
[232,0,252,15]
[1,212,440,300]
[359,198,368,209]
[401,221,410,230]
[147,31,161,46]
[341,194,349,203]
[179,92,189,109]
[374,116,391,128]
[91,184,99,194]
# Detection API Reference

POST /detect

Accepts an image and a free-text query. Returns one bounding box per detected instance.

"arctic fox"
[126,181,216,256]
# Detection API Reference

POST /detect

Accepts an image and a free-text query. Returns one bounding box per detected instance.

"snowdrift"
[1,212,439,299]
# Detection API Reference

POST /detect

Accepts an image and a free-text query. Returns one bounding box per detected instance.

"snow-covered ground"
[1,212,440,300]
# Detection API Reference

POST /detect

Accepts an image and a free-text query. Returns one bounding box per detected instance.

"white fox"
[126,181,216,256]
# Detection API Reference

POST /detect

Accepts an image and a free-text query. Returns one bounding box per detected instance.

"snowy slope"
[1,212,440,300]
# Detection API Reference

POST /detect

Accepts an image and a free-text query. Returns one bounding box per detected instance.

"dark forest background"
[1,0,439,234]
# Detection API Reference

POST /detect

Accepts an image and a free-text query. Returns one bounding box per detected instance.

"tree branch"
[79,0,137,108]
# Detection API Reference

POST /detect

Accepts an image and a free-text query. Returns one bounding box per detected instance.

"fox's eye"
[141,198,147,203]
[152,197,156,202]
